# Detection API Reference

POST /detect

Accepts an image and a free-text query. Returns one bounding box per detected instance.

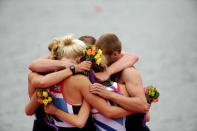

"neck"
[61,58,77,64]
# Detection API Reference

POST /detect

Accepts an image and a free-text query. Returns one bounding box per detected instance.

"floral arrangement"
[144,85,160,103]
[82,45,102,65]
[36,88,54,124]
[36,88,53,105]
[81,45,112,86]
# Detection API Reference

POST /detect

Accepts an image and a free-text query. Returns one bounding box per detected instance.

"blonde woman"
[25,37,92,131]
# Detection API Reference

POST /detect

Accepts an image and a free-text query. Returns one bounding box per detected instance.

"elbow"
[28,61,36,71]
[126,53,139,66]
[74,121,86,128]
[135,55,139,62]
[25,106,34,116]
[28,64,33,71]
[26,111,34,116]
[76,124,85,129]
[132,53,139,63]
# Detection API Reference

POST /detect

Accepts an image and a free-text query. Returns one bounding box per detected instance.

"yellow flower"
[94,54,100,60]
[43,99,49,105]
[97,49,102,55]
[82,49,86,54]
[42,91,48,97]
[48,97,52,103]
[96,58,102,65]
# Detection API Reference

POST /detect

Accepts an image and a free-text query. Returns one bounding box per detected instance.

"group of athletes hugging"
[25,33,151,131]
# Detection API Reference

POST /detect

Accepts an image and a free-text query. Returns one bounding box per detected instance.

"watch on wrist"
[69,65,75,75]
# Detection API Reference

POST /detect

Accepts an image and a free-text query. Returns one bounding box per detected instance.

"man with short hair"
[90,33,150,131]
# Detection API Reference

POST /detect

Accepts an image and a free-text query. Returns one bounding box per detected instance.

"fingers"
[93,83,105,88]
[81,61,92,67]
[89,84,106,95]
[78,61,92,72]
[89,87,103,95]
[90,83,105,88]
[44,105,49,113]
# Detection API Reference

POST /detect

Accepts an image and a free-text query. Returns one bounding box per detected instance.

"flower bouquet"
[142,86,160,125]
[81,45,113,86]
[36,88,53,122]
[82,44,102,65]
[144,85,160,104]
[36,88,53,105]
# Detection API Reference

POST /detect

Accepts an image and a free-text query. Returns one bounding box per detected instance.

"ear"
[112,51,121,57]
[75,57,81,63]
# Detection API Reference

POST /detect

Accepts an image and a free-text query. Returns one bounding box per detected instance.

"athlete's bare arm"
[28,56,72,72]
[95,52,139,82]
[66,75,133,118]
[44,100,91,128]
[90,68,149,113]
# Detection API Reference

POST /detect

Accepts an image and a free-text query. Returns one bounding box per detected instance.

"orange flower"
[91,50,96,55]
[36,91,41,97]
[37,98,43,104]
[153,98,159,103]
[87,49,92,55]
[92,45,96,50]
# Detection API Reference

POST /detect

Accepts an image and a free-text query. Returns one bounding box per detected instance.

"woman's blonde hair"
[48,35,107,72]
[48,35,86,60]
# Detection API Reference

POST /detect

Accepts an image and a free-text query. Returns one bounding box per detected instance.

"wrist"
[104,91,113,100]
[108,92,116,100]
[75,65,80,73]
[105,68,112,77]
[54,108,60,116]
[69,65,76,75]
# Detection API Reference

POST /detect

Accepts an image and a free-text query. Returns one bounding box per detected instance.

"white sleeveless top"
[91,82,126,131]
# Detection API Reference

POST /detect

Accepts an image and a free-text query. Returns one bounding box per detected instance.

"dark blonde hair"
[48,39,62,60]
[96,33,122,55]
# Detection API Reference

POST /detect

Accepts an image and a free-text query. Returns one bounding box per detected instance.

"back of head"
[48,39,62,60]
[79,35,96,45]
[61,35,86,59]
[48,35,86,60]
[96,33,122,55]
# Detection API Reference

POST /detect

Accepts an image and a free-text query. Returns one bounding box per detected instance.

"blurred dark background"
[0,0,197,130]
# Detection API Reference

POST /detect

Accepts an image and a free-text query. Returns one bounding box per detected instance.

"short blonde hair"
[48,35,86,60]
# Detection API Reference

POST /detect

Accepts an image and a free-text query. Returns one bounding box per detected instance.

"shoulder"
[121,67,140,77]
[120,67,142,83]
